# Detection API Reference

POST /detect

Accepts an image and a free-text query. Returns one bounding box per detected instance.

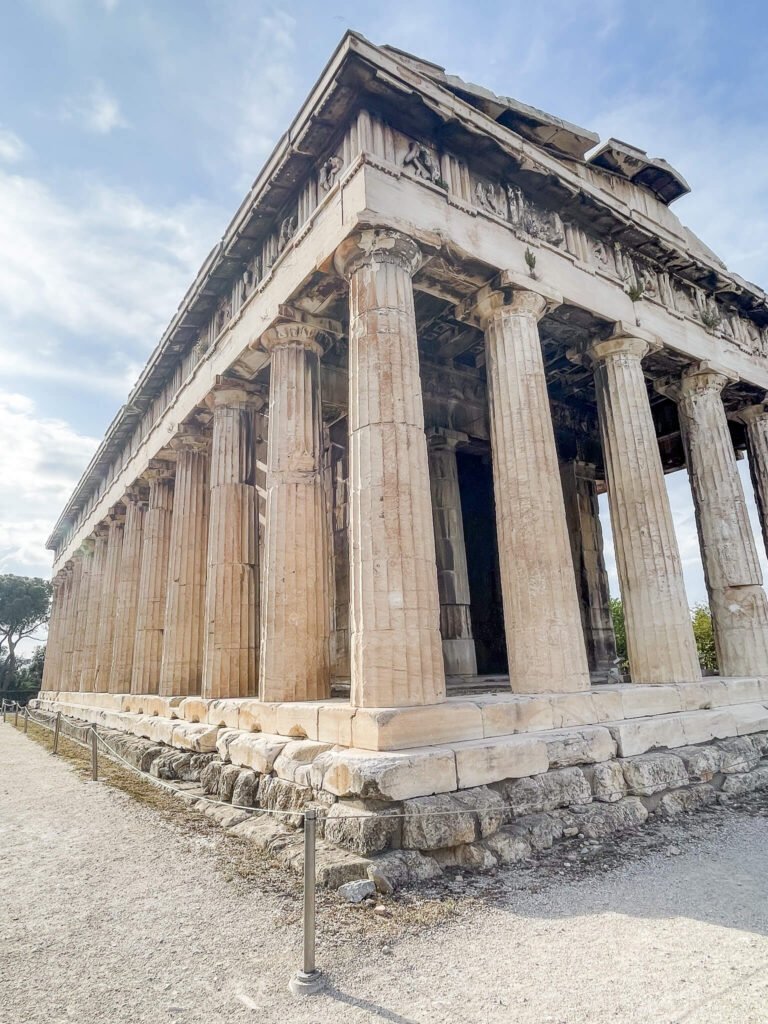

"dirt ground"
[2,720,768,1024]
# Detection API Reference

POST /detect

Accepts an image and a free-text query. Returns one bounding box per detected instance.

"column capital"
[125,482,149,506]
[108,502,126,523]
[93,522,110,540]
[206,375,267,411]
[79,538,95,558]
[461,270,562,328]
[334,228,421,280]
[169,426,211,454]
[142,458,176,485]
[679,362,733,399]
[732,398,768,426]
[426,427,469,452]
[261,320,324,356]
[581,322,660,366]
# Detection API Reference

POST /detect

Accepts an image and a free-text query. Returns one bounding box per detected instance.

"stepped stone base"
[31,677,768,890]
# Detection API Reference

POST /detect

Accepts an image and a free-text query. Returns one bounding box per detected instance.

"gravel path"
[2,724,768,1024]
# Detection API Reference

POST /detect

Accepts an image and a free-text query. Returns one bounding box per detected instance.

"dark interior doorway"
[456,451,507,675]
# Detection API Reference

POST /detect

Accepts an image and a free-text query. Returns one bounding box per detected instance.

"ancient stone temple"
[37,34,768,880]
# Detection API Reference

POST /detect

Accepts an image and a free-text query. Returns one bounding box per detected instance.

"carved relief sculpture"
[403,139,440,182]
[319,155,343,192]
[277,214,297,253]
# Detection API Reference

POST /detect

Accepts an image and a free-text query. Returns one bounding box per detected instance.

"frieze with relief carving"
[319,155,343,192]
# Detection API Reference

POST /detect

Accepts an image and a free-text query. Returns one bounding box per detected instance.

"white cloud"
[63,80,127,134]
[0,128,27,164]
[0,392,98,577]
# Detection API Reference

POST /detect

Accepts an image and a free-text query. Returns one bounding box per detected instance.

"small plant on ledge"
[524,247,537,278]
[626,280,645,302]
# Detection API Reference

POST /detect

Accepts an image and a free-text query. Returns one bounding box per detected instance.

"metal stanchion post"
[289,808,324,996]
[2,702,6,724]
[23,707,28,734]
[14,704,18,728]
[91,727,98,781]
[52,711,61,754]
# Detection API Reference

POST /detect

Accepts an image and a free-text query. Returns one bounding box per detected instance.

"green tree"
[691,603,718,673]
[609,596,628,671]
[0,575,51,692]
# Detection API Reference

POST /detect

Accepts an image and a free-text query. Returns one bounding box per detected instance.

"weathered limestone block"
[259,322,331,702]
[335,229,445,707]
[454,735,548,789]
[721,766,768,796]
[731,703,768,736]
[549,692,599,729]
[502,767,592,817]
[314,846,374,889]
[675,745,725,782]
[228,732,288,774]
[171,721,219,753]
[259,777,313,827]
[321,746,458,802]
[588,332,700,683]
[150,751,194,780]
[206,700,243,730]
[200,760,223,795]
[676,367,768,676]
[215,728,242,762]
[478,278,590,694]
[401,793,476,851]
[218,763,244,802]
[583,761,627,803]
[717,736,760,773]
[367,850,443,893]
[509,812,565,851]
[350,702,483,752]
[620,686,683,719]
[565,797,648,838]
[273,739,334,783]
[679,709,738,746]
[543,726,616,768]
[274,703,321,740]
[482,828,534,865]
[620,753,688,796]
[433,843,497,871]
[479,695,555,737]
[452,787,506,838]
[608,715,688,757]
[324,801,402,856]
[658,785,717,816]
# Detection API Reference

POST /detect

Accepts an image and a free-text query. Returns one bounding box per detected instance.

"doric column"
[427,429,477,677]
[71,540,94,691]
[477,275,589,694]
[159,430,210,697]
[61,558,81,692]
[93,505,125,692]
[202,381,261,699]
[559,460,618,678]
[733,401,768,559]
[674,366,768,674]
[131,463,174,695]
[335,228,445,707]
[109,486,147,692]
[41,572,66,691]
[79,525,109,692]
[587,328,700,683]
[259,321,331,702]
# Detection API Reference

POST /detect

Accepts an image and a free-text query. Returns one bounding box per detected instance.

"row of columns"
[43,229,768,707]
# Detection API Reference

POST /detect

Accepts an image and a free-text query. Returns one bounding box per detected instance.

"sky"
[2,0,768,615]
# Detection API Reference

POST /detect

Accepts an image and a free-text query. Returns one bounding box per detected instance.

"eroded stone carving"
[277,215,297,253]
[504,183,564,246]
[475,181,506,217]
[319,155,343,192]
[403,139,440,182]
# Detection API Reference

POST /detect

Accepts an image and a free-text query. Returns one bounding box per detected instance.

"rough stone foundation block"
[502,767,591,816]
[321,747,458,801]
[402,793,477,850]
[658,785,717,816]
[620,753,688,796]
[228,732,289,774]
[543,726,616,768]
[583,761,627,803]
[562,797,648,838]
[324,801,402,856]
[367,850,443,893]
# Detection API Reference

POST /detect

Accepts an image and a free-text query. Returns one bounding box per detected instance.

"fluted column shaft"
[202,384,260,699]
[71,543,94,691]
[41,573,66,691]
[160,436,210,696]
[481,284,589,693]
[676,368,768,674]
[131,468,174,694]
[335,229,445,707]
[93,507,124,691]
[79,527,109,692]
[559,460,617,677]
[109,490,146,692]
[61,558,82,691]
[736,403,768,559]
[259,324,331,702]
[590,333,699,683]
[427,431,477,676]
